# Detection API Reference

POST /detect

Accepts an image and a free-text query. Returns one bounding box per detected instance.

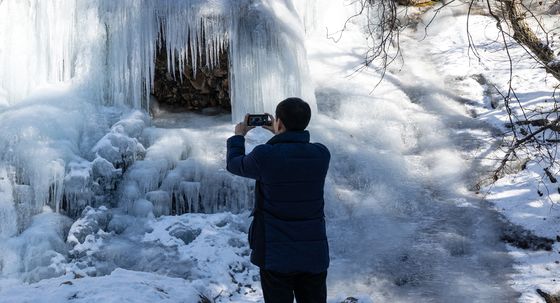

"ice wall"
[0,0,316,121]
[0,89,108,237]
[119,120,254,218]
[0,0,316,240]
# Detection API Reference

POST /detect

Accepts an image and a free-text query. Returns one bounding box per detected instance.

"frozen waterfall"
[0,0,316,119]
[0,0,316,232]
[0,2,321,283]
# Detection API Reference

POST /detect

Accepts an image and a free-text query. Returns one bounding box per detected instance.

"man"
[226,97,331,303]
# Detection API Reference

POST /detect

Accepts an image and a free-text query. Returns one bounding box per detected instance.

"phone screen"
[247,114,271,127]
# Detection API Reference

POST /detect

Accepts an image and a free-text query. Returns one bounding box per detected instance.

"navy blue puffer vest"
[227,130,330,273]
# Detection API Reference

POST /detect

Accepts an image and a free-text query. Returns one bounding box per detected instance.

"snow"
[6,209,261,303]
[485,162,560,302]
[0,268,201,303]
[0,0,560,302]
[301,5,519,301]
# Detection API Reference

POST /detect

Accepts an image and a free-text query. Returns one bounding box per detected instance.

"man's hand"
[262,113,276,134]
[235,114,255,136]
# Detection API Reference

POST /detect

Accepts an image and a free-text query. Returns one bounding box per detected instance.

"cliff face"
[152,46,230,114]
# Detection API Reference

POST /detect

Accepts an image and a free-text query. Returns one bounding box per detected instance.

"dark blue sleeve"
[226,135,262,180]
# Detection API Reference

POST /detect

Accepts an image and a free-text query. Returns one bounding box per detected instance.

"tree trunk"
[502,0,560,80]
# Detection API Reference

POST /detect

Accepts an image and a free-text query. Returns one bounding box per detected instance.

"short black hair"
[275,97,311,131]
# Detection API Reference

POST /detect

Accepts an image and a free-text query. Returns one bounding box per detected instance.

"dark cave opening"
[151,43,231,116]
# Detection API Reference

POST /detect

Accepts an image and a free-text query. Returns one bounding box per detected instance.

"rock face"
[152,45,230,113]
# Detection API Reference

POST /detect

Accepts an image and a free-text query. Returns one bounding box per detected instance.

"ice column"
[229,0,316,122]
[100,0,158,108]
[0,166,17,239]
[0,0,77,104]
[293,0,319,33]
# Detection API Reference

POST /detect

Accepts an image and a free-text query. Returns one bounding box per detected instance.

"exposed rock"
[501,224,554,251]
[152,42,230,114]
[200,107,224,116]
[537,289,560,303]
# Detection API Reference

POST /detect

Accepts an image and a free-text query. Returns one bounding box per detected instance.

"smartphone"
[247,114,272,127]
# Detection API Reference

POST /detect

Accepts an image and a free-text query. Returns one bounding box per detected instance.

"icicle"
[1,0,316,120]
[180,181,200,213]
[145,190,171,216]
[62,161,94,217]
[0,165,18,239]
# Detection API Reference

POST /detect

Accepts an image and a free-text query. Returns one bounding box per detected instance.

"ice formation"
[0,2,329,285]
[0,0,314,238]
[121,123,254,216]
[0,0,315,119]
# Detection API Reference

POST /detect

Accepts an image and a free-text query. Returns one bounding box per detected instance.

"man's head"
[274,97,311,133]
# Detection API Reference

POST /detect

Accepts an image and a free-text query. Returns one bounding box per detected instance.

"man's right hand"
[262,113,275,134]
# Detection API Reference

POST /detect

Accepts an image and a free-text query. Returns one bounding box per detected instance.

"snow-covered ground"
[412,9,560,302]
[1,1,560,302]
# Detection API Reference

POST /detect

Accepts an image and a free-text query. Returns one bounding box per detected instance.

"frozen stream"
[147,84,518,301]
[303,7,519,301]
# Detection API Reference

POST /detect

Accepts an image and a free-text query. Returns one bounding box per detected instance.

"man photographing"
[226,97,331,303]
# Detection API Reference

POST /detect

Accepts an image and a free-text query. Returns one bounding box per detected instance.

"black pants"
[260,269,327,303]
